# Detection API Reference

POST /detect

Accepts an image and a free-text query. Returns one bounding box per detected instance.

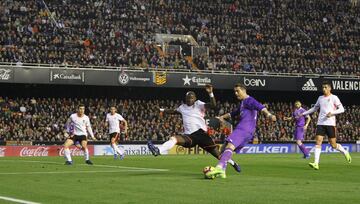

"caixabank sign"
[50,70,85,84]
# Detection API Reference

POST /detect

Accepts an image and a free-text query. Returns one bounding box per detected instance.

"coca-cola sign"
[0,68,13,81]
[58,147,85,156]
[2,145,94,157]
[0,147,5,157]
[20,146,49,157]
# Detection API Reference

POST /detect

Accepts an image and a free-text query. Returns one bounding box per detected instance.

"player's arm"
[326,96,345,117]
[122,119,128,134]
[64,117,72,138]
[218,106,239,122]
[261,108,276,122]
[86,118,96,141]
[304,115,311,129]
[283,116,293,121]
[301,99,320,116]
[104,115,109,129]
[160,108,181,115]
[204,84,216,109]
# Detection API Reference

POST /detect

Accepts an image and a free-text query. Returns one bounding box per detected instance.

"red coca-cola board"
[0,145,94,157]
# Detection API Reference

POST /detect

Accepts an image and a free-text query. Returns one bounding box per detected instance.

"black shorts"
[181,129,216,149]
[109,132,121,141]
[316,125,336,138]
[70,135,87,143]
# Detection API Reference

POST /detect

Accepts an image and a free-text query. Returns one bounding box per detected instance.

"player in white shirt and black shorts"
[105,105,128,160]
[63,104,96,165]
[147,85,241,172]
[300,81,351,170]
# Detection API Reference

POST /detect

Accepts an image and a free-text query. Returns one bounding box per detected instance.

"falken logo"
[302,79,317,91]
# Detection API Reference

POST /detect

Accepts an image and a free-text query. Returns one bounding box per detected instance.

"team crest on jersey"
[153,72,167,85]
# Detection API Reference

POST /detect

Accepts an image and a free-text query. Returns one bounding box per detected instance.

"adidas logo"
[302,79,318,91]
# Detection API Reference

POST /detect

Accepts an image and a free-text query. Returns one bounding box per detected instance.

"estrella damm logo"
[153,71,167,85]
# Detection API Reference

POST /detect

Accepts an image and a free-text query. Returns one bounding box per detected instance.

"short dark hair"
[234,83,247,90]
[322,81,331,87]
[110,104,117,108]
[186,91,196,97]
[78,104,85,108]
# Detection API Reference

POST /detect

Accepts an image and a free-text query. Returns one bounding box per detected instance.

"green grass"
[0,154,359,204]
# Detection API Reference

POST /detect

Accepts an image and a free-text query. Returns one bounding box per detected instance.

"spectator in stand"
[0,0,359,75]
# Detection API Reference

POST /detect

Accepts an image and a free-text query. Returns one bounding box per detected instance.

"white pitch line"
[0,160,169,172]
[0,195,41,204]
[0,169,159,175]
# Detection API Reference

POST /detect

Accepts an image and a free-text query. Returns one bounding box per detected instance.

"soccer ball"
[203,166,215,179]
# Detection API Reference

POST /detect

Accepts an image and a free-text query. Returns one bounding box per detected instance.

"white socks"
[336,144,347,155]
[84,148,90,161]
[314,145,321,164]
[227,159,235,165]
[64,148,72,162]
[159,139,177,154]
[112,143,124,155]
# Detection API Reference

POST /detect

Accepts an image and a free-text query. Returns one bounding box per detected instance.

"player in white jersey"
[105,105,128,160]
[63,104,96,165]
[300,81,351,170]
[147,85,241,172]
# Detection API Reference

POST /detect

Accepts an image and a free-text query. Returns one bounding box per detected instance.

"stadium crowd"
[0,0,359,75]
[0,97,359,142]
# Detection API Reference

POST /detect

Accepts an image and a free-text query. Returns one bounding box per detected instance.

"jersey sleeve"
[195,100,206,109]
[245,97,265,111]
[117,114,125,121]
[105,114,109,122]
[176,105,182,113]
[85,116,94,138]
[333,95,342,107]
[332,95,345,115]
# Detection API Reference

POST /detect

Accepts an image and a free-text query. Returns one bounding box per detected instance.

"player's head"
[234,83,247,100]
[77,104,85,115]
[110,105,117,114]
[185,91,196,106]
[294,100,302,108]
[322,81,332,96]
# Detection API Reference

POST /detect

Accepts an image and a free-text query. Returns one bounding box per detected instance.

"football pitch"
[0,154,359,204]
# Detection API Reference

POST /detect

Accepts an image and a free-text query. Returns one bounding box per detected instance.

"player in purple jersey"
[284,101,311,159]
[205,83,276,179]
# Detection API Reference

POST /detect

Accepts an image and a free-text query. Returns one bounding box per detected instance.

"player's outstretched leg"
[206,147,234,179]
[333,143,351,163]
[147,140,160,156]
[204,145,241,173]
[148,136,180,157]
[296,140,310,159]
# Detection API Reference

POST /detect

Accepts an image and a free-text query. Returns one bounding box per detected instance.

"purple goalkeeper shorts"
[294,126,305,141]
[226,128,253,149]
